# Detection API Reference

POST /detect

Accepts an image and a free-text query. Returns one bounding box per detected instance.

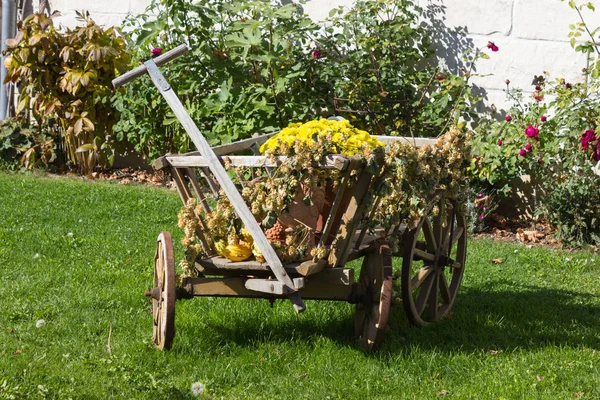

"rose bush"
[471,1,600,246]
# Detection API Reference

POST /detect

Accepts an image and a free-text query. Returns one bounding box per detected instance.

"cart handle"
[112,44,190,88]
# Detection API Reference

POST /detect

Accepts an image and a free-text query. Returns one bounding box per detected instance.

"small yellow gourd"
[214,239,227,257]
[223,243,252,262]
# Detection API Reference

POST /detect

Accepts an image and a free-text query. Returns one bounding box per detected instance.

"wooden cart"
[113,45,468,351]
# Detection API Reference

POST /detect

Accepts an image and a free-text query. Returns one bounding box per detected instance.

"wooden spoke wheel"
[401,195,467,327]
[354,241,393,350]
[152,232,176,350]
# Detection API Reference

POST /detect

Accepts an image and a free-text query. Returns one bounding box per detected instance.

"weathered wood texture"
[152,232,176,350]
[155,154,350,170]
[182,267,354,301]
[374,135,437,148]
[170,167,212,253]
[328,157,382,267]
[197,257,327,278]
[112,44,189,88]
[142,59,302,311]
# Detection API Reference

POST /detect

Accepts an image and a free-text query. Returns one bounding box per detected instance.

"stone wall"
[44,0,600,113]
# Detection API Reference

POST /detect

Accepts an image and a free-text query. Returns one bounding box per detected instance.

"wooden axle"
[179,267,355,302]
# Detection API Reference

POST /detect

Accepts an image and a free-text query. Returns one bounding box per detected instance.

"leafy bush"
[471,1,600,246]
[114,0,482,161]
[114,0,328,160]
[317,0,480,137]
[5,11,130,174]
[0,119,57,170]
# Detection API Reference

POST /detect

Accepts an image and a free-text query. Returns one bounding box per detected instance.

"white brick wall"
[45,0,597,113]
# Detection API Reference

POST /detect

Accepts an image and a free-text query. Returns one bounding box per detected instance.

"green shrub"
[5,11,130,174]
[317,0,480,137]
[113,0,329,160]
[471,1,600,246]
[0,118,57,170]
[114,0,483,161]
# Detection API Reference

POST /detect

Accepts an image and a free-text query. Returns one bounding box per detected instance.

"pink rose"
[581,129,596,150]
[487,41,499,52]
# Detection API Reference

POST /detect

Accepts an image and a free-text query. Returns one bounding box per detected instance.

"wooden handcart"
[113,45,468,351]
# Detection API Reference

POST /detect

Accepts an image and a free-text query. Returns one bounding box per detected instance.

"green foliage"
[114,0,328,160]
[114,0,482,161]
[317,0,479,137]
[5,11,130,174]
[472,2,600,246]
[0,118,57,170]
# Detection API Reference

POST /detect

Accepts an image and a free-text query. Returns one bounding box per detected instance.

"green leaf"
[262,211,277,229]
[75,143,93,153]
[74,119,83,135]
[218,79,230,102]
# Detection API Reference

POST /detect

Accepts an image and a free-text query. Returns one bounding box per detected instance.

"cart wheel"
[401,195,467,327]
[152,232,176,350]
[354,241,393,350]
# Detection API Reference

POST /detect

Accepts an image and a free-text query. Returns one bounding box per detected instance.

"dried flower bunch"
[177,120,470,275]
[373,127,471,247]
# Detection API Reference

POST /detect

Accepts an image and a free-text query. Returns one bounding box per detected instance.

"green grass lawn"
[1,172,599,399]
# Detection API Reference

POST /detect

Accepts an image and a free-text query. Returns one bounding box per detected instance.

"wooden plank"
[345,233,382,263]
[170,167,194,205]
[154,155,170,170]
[328,158,380,268]
[293,277,306,290]
[185,276,354,301]
[317,170,352,249]
[143,59,303,311]
[374,135,437,148]
[184,168,212,214]
[197,256,271,273]
[211,132,278,156]
[188,277,256,297]
[306,267,354,286]
[295,259,327,277]
[245,279,295,295]
[164,155,349,170]
[346,247,370,263]
[196,257,323,277]
[299,282,353,301]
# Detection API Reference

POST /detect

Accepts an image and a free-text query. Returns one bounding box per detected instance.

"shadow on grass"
[385,281,600,355]
[174,280,600,355]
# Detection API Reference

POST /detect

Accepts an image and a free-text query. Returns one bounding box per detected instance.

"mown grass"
[1,172,599,399]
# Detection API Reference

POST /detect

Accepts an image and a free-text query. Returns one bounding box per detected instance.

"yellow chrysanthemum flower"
[260,119,384,156]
